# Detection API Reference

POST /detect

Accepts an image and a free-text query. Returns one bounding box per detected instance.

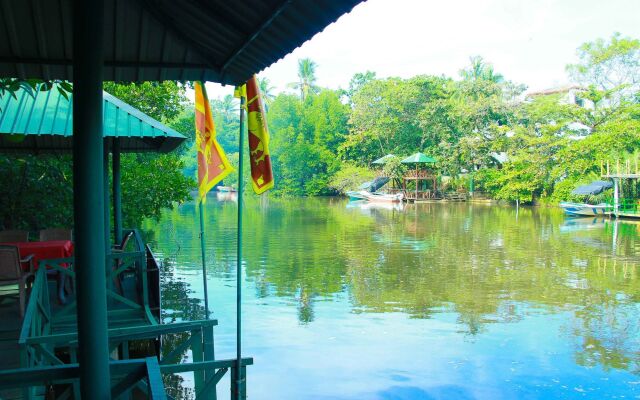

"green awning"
[372,154,396,165]
[401,152,437,164]
[0,87,186,153]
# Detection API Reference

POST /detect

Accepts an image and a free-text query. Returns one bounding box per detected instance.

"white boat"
[359,191,404,203]
[217,185,237,193]
[560,202,612,216]
[346,191,367,201]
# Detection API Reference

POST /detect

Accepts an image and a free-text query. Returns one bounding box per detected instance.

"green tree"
[460,56,504,83]
[103,81,188,121]
[258,77,276,107]
[288,58,320,101]
[567,32,640,93]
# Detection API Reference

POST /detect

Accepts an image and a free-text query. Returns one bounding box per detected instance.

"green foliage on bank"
[246,34,640,203]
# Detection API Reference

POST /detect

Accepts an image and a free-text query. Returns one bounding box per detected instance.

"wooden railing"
[403,170,436,179]
[11,230,252,399]
[0,356,254,399]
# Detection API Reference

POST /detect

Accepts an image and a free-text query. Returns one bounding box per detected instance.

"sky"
[207,0,640,98]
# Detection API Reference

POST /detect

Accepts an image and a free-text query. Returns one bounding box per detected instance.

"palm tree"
[460,56,504,83]
[288,58,319,101]
[257,77,275,107]
[218,94,236,122]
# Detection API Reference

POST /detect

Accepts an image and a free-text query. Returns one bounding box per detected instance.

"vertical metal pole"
[614,178,619,218]
[234,96,246,400]
[104,144,111,252]
[73,0,111,398]
[113,138,123,245]
[199,200,210,318]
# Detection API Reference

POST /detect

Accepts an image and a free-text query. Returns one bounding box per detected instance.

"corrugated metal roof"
[0,86,186,153]
[371,154,396,165]
[0,0,364,85]
[401,153,437,164]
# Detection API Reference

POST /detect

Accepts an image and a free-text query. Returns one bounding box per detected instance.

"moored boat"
[359,190,404,203]
[561,180,614,216]
[217,185,237,193]
[346,190,367,201]
[560,202,612,216]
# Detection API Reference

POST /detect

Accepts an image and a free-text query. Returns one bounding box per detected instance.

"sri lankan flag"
[244,75,274,194]
[195,81,233,201]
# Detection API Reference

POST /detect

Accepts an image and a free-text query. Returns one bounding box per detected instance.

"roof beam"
[135,0,222,74]
[220,0,291,77]
[0,56,214,70]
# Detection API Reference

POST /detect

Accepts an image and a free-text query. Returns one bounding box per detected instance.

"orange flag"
[244,75,274,194]
[195,81,233,201]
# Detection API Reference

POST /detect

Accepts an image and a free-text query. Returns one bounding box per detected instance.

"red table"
[1,240,74,303]
[1,240,74,270]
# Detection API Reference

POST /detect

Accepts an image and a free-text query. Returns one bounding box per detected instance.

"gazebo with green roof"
[371,154,396,165]
[401,152,439,201]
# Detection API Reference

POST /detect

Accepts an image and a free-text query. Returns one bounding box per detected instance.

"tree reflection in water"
[145,198,640,397]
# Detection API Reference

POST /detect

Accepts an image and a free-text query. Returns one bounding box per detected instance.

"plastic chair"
[39,228,73,241]
[0,245,34,318]
[0,230,29,242]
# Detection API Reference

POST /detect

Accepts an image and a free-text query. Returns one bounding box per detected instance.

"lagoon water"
[145,197,640,399]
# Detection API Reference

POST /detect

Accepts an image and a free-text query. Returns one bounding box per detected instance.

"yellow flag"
[244,76,274,194]
[195,81,234,201]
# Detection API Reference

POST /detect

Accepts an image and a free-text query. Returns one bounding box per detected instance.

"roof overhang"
[0,0,364,85]
[0,86,186,153]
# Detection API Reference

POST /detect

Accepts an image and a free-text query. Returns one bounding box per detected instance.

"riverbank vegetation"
[1,33,638,230]
[180,33,640,203]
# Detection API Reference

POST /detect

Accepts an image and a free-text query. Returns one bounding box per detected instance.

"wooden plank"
[160,358,254,374]
[145,357,167,400]
[27,319,218,345]
[196,368,227,400]
[110,364,146,399]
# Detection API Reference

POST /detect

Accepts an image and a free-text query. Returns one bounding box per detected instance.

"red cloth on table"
[0,240,74,271]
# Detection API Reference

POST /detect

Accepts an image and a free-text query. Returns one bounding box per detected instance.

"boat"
[560,180,614,216]
[217,185,237,193]
[560,202,612,216]
[346,190,367,201]
[359,190,404,203]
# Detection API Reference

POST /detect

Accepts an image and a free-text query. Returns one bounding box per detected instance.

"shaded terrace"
[0,0,364,398]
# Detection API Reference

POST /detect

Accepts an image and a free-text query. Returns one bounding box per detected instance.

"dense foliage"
[236,33,640,203]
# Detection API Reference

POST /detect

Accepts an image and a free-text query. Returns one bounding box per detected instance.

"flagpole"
[235,95,246,400]
[199,199,210,318]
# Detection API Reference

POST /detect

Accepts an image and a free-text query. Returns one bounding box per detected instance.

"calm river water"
[144,197,640,399]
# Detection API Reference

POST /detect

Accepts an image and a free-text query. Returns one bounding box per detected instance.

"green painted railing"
[0,357,254,399]
[11,230,252,399]
[605,197,640,214]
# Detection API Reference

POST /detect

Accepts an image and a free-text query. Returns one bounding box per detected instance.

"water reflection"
[145,199,640,399]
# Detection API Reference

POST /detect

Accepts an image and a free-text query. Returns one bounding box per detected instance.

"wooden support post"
[230,366,247,400]
[73,0,111,397]
[192,329,204,394]
[104,145,111,252]
[613,178,620,218]
[203,324,217,400]
[113,139,123,245]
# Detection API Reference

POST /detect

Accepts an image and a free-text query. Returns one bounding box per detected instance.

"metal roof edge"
[102,91,186,139]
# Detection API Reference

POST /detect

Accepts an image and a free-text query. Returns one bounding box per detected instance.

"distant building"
[525,85,593,109]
